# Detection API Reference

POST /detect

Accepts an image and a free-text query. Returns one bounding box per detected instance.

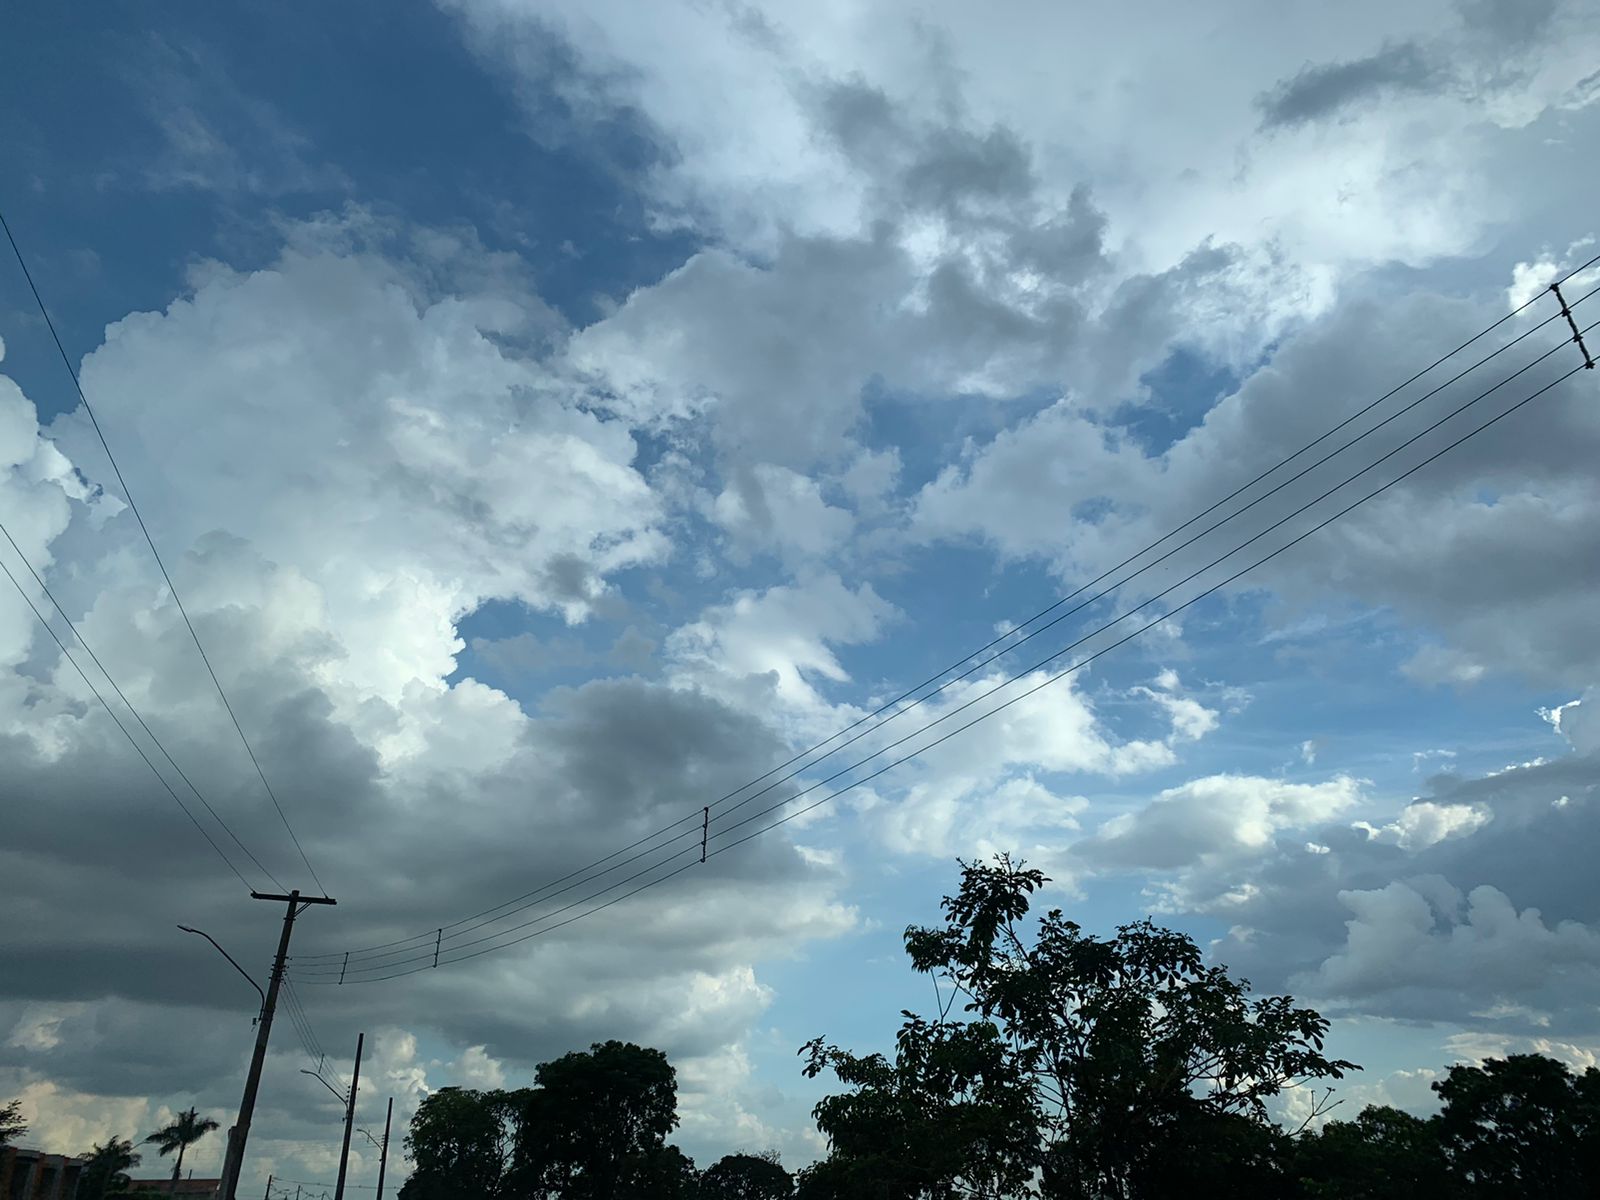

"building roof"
[123,1179,221,1196]
[2,1146,88,1165]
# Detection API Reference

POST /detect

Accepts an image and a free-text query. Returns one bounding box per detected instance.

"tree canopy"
[36,858,1600,1200]
[79,1136,143,1200]
[400,1041,697,1200]
[803,854,1357,1198]
[699,1153,794,1200]
[0,1099,25,1148]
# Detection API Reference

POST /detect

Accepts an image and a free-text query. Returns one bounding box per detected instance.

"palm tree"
[80,1136,141,1200]
[144,1108,219,1195]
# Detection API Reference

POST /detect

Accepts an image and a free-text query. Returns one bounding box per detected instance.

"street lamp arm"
[300,1070,349,1106]
[178,925,266,1010]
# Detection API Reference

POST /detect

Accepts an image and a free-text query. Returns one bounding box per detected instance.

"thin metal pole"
[262,1174,273,1200]
[333,1033,364,1200]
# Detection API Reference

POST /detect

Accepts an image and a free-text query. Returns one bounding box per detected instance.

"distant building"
[0,1146,87,1200]
[122,1180,219,1198]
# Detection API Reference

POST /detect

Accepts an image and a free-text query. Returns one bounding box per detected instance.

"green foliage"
[699,1153,794,1200]
[400,1087,515,1200]
[510,1040,680,1200]
[371,861,1600,1199]
[79,1136,143,1200]
[1110,1108,1291,1199]
[801,1015,1039,1198]
[0,1099,25,1148]
[400,1042,686,1200]
[623,1144,699,1200]
[143,1108,218,1187]
[1431,1053,1600,1196]
[807,854,1357,1199]
[1292,1105,1450,1199]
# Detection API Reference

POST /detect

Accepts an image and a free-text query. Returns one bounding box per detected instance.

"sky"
[2,0,1599,1188]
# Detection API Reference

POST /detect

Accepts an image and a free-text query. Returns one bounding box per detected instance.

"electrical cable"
[0,205,328,894]
[0,554,255,890]
[297,320,1596,984]
[280,979,348,1094]
[296,272,1600,973]
[0,520,288,890]
[278,980,324,1066]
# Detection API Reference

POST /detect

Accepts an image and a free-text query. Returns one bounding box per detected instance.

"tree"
[0,1099,25,1147]
[1291,1105,1450,1199]
[699,1152,795,1200]
[1110,1108,1290,1200]
[509,1040,681,1200]
[806,855,1357,1199]
[1432,1053,1600,1196]
[802,1015,1039,1198]
[624,1144,698,1200]
[79,1137,142,1200]
[399,1087,514,1200]
[143,1108,219,1195]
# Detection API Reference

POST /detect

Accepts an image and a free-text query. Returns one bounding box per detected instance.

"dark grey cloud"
[1258,42,1444,129]
[1171,749,1600,1035]
[0,551,844,1161]
[917,275,1600,685]
[1455,0,1560,48]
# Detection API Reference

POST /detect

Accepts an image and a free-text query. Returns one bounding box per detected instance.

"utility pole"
[333,1033,364,1200]
[374,1098,393,1200]
[262,1175,272,1200]
[218,889,337,1200]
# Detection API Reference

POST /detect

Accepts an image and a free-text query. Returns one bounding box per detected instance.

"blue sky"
[3,0,1599,1187]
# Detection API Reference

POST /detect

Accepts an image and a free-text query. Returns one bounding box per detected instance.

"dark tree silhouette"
[1291,1105,1450,1199]
[803,855,1357,1199]
[699,1152,794,1200]
[370,861,1600,1199]
[802,1015,1038,1198]
[142,1108,218,1195]
[0,1099,26,1147]
[79,1136,143,1200]
[510,1041,680,1200]
[625,1143,698,1199]
[400,1043,687,1200]
[400,1087,512,1200]
[1432,1053,1600,1196]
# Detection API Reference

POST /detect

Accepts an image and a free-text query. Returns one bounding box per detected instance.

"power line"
[297,281,1587,979]
[279,979,350,1097]
[272,1183,379,1192]
[278,979,328,1075]
[0,520,287,890]
[297,315,1596,984]
[295,268,1600,974]
[703,358,1592,862]
[330,351,1592,983]
[0,206,327,894]
[0,553,255,889]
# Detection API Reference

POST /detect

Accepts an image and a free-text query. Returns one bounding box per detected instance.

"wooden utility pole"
[373,1098,393,1200]
[218,890,337,1200]
[333,1033,364,1200]
[261,1174,272,1200]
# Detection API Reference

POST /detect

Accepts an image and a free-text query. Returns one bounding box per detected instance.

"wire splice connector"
[1552,282,1596,368]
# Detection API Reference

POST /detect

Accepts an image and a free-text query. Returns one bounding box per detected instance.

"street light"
[299,1070,348,1106]
[177,925,266,1016]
